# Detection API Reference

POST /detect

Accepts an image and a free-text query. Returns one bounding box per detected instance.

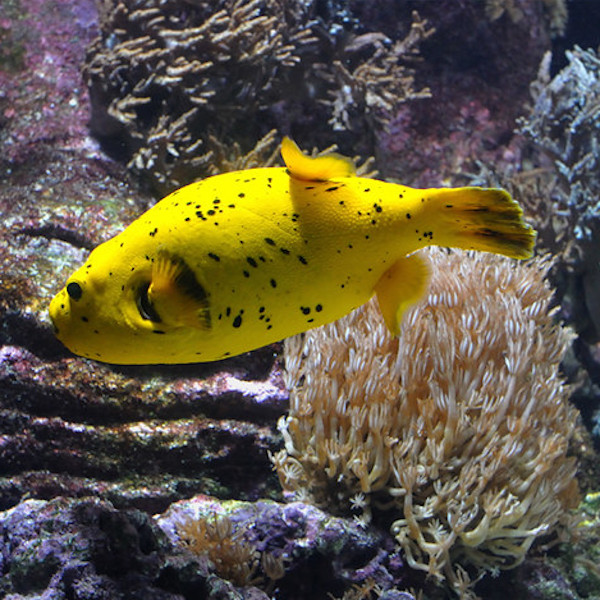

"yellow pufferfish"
[49,137,536,364]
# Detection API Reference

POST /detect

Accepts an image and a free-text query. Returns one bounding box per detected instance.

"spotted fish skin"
[49,138,535,364]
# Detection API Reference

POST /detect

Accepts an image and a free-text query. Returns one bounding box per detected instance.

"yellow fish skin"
[49,137,536,364]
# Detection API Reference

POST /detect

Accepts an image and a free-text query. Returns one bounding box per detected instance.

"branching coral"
[273,248,579,593]
[474,47,600,339]
[84,0,432,193]
[520,48,600,254]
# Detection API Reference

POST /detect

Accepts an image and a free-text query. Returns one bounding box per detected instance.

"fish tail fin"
[427,187,536,259]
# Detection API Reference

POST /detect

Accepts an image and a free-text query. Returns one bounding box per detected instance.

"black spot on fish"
[371,219,377,225]
[228,204,236,209]
[207,210,216,216]
[307,318,314,323]
[153,330,166,334]
[339,200,345,206]
[305,186,315,190]
[226,307,231,317]
[374,204,382,213]
[364,188,370,192]
[406,213,411,219]
[149,228,158,237]
[213,198,221,204]
[243,270,250,278]
[238,193,245,198]
[445,204,453,208]
[316,304,323,312]
[259,306,265,313]
[208,252,220,261]
[298,255,307,265]
[247,257,257,268]
[326,186,339,192]
[233,314,242,328]
[270,278,277,288]
[264,237,276,246]
[300,306,310,315]
[280,248,290,255]
[185,217,190,221]
[399,193,404,199]
[196,211,206,220]
[81,316,88,322]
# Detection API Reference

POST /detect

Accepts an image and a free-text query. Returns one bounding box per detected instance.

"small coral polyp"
[274,248,580,590]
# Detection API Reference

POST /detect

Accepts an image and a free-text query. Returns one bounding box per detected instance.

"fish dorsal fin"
[281,136,356,182]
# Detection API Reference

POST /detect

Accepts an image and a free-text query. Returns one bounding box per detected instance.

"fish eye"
[66,282,83,301]
[137,282,161,323]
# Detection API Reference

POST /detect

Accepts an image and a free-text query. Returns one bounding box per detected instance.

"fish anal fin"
[374,253,429,336]
[281,136,356,182]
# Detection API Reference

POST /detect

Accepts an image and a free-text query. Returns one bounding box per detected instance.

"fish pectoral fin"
[374,253,430,336]
[149,251,211,330]
[281,136,356,181]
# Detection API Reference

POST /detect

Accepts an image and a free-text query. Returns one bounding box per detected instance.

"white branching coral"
[273,248,579,592]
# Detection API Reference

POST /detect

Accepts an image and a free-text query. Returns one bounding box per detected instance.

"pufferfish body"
[49,137,536,364]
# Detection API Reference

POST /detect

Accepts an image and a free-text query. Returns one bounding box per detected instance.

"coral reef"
[158,496,413,599]
[83,0,433,193]
[2,0,600,597]
[376,0,553,188]
[518,47,600,340]
[273,248,580,594]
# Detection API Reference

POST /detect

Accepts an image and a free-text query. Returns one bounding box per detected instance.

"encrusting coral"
[84,0,433,193]
[272,248,580,594]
